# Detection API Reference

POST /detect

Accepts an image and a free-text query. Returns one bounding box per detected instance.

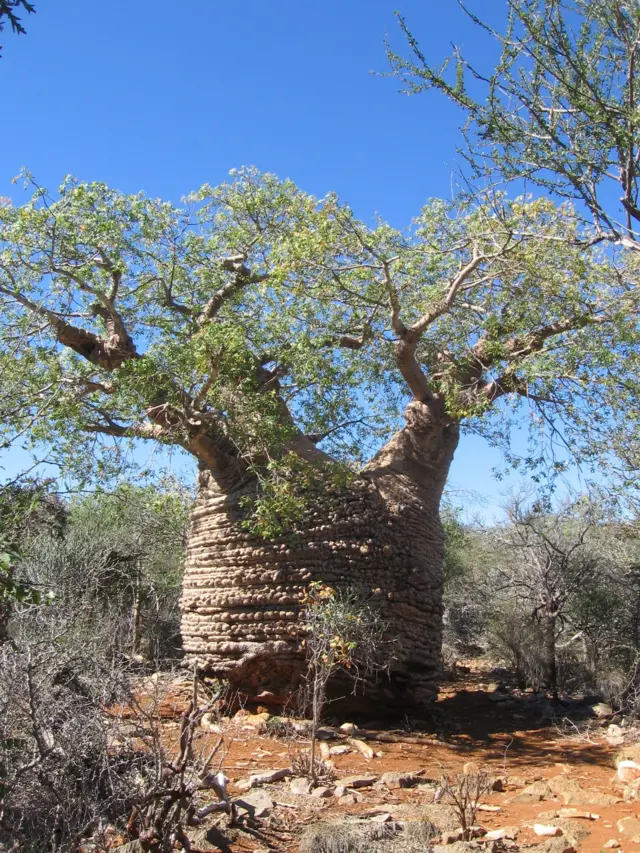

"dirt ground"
[138,663,640,853]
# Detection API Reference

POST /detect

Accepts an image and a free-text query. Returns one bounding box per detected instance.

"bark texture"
[180,401,459,712]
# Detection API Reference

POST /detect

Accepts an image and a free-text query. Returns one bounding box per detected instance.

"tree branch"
[410,246,484,335]
[196,256,267,327]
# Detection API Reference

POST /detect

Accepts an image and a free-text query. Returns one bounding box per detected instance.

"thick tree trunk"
[180,401,459,713]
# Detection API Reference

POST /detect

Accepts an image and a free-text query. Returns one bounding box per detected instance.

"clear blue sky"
[0,0,576,518]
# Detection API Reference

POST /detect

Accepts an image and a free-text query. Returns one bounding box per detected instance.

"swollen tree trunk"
[180,401,459,712]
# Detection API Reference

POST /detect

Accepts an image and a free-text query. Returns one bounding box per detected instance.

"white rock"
[617,759,640,783]
[339,722,359,736]
[591,702,614,719]
[329,745,350,756]
[237,788,273,817]
[485,829,507,841]
[557,808,600,820]
[534,824,563,837]
[289,777,312,795]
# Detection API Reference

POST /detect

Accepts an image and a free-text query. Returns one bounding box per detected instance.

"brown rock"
[441,829,464,844]
[249,767,291,787]
[311,786,334,798]
[381,770,424,790]
[561,790,619,807]
[617,816,640,841]
[340,773,377,788]
[236,789,274,818]
[510,780,553,803]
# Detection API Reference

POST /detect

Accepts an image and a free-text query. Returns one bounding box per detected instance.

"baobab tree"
[0,169,637,708]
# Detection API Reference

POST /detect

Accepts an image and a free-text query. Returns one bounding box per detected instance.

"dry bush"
[290,749,336,784]
[439,767,493,838]
[0,599,234,852]
[121,676,232,851]
[299,820,399,853]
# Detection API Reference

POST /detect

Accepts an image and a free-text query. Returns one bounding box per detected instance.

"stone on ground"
[617,759,640,782]
[249,767,291,786]
[290,777,313,795]
[534,824,563,837]
[236,788,274,818]
[591,703,614,719]
[381,770,424,789]
[617,816,640,841]
[339,773,377,788]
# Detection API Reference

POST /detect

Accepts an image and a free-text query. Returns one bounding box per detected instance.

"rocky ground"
[112,662,640,853]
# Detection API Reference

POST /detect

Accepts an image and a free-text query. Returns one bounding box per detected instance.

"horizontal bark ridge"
[180,402,459,711]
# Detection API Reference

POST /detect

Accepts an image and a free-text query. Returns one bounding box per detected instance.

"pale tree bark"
[181,399,459,711]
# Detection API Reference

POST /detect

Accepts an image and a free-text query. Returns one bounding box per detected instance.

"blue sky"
[0,0,580,519]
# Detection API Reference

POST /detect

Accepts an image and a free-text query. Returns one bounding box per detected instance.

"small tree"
[0,480,62,639]
[300,582,389,784]
[15,481,190,661]
[487,497,603,699]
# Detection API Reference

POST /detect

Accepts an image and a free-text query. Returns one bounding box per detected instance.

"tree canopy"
[0,169,638,514]
[389,0,640,247]
[0,0,34,55]
[388,0,640,487]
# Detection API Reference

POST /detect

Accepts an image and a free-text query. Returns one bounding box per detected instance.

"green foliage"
[389,0,640,236]
[14,480,189,657]
[441,502,469,586]
[442,494,640,695]
[0,481,60,626]
[302,581,388,675]
[390,1,640,480]
[1,167,639,513]
[240,455,355,538]
[300,581,390,781]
